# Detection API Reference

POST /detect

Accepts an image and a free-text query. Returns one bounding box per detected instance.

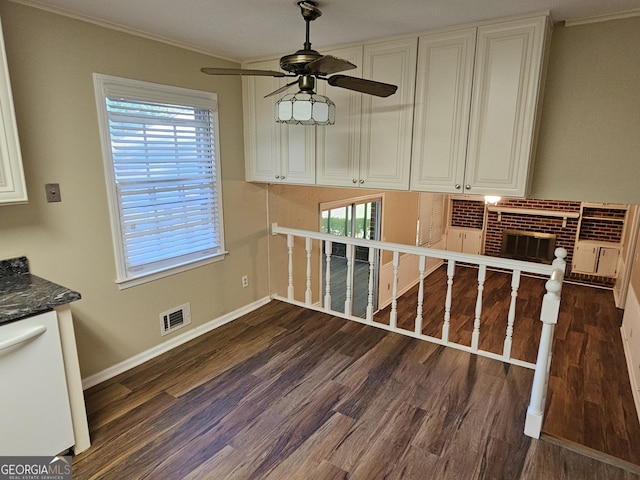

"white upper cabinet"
[360,38,417,190]
[316,39,417,190]
[411,15,550,197]
[315,46,363,187]
[0,16,27,204]
[410,28,476,193]
[243,58,315,185]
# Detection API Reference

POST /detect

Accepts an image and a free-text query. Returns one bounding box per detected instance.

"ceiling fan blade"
[327,75,398,97]
[264,80,299,98]
[305,55,356,76]
[201,67,287,77]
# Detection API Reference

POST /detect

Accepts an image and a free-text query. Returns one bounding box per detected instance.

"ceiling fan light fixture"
[275,91,336,125]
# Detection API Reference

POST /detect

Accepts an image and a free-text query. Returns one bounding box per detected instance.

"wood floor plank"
[73,300,640,479]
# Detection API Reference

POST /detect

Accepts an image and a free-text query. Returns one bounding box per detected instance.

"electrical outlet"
[242,275,249,288]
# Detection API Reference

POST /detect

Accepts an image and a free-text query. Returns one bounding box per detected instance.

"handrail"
[271,222,567,439]
[271,223,561,276]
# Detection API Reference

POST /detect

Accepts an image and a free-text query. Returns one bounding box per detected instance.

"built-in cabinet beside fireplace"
[571,203,627,279]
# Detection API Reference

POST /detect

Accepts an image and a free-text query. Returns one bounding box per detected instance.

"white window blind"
[94,74,225,287]
[417,193,444,247]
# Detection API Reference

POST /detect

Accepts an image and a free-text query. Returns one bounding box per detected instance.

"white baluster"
[324,240,332,310]
[471,265,486,352]
[305,237,312,305]
[415,255,426,335]
[390,251,400,329]
[287,234,294,300]
[366,247,376,322]
[344,243,354,316]
[503,270,521,360]
[442,260,455,343]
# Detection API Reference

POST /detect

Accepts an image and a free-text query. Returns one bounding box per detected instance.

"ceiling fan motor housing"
[280,50,323,74]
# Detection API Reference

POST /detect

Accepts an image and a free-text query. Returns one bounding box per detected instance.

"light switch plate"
[45,183,61,202]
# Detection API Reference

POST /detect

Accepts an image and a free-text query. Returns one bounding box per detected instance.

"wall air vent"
[160,303,191,336]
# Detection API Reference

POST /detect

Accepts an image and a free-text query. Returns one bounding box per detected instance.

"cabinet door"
[280,123,316,184]
[462,230,482,255]
[0,311,74,455]
[596,247,619,277]
[316,46,363,187]
[411,28,476,193]
[465,16,549,197]
[0,17,27,204]
[243,59,315,185]
[446,228,464,252]
[360,38,417,190]
[243,59,282,182]
[573,243,598,273]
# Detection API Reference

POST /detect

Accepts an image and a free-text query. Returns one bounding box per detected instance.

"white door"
[321,197,382,317]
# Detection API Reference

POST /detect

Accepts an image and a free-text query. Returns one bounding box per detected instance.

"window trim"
[93,73,226,289]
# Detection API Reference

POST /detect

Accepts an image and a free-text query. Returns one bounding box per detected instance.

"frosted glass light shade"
[275,92,336,125]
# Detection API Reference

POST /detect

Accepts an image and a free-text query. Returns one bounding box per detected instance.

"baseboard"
[621,285,640,423]
[541,433,640,474]
[82,296,272,390]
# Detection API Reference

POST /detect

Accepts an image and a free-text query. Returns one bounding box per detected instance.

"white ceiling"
[14,0,640,62]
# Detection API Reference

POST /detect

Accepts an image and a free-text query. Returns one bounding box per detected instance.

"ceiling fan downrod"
[298,1,321,51]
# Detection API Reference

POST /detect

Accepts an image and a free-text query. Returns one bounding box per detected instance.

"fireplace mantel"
[487,206,580,227]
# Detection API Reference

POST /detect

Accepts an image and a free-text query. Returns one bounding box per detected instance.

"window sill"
[116,252,228,290]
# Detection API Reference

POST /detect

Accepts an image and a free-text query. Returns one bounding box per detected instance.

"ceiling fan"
[201,1,398,125]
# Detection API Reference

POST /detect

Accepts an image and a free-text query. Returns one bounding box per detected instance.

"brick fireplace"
[451,197,585,278]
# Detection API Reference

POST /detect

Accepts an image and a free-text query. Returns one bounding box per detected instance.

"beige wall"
[0,1,270,377]
[531,16,640,204]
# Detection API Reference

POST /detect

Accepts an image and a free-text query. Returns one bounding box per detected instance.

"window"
[93,74,225,288]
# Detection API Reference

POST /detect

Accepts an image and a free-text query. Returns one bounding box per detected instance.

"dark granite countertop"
[0,257,81,325]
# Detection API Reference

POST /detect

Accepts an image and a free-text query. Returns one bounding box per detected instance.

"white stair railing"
[271,223,566,438]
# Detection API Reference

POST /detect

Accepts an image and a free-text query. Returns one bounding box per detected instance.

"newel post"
[524,248,566,438]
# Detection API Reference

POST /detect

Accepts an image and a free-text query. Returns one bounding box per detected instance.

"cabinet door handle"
[465,184,471,190]
[359,179,364,184]
[275,175,280,179]
[0,325,46,352]
[352,179,357,184]
[455,184,461,190]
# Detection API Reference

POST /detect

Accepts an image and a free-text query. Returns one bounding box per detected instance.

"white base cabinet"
[447,227,483,255]
[411,15,551,197]
[572,241,620,277]
[0,311,74,455]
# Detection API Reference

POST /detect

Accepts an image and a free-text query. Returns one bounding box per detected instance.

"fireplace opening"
[501,230,556,264]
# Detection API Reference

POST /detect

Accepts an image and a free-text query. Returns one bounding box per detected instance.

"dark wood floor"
[374,265,640,467]
[73,300,640,479]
